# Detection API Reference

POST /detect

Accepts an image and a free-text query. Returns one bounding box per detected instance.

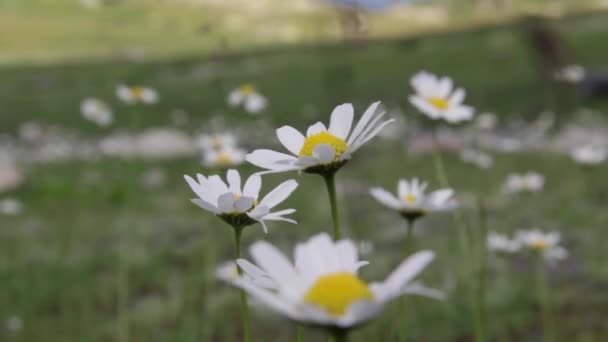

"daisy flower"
[80,98,113,127]
[197,133,237,151]
[370,178,456,222]
[486,232,520,253]
[409,71,474,123]
[202,146,246,168]
[516,229,567,262]
[460,148,494,169]
[116,84,158,104]
[184,169,298,232]
[227,84,267,114]
[0,198,23,216]
[232,233,443,333]
[246,102,393,175]
[571,145,607,166]
[503,172,544,193]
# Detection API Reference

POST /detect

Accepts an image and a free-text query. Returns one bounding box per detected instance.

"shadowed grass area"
[1,11,608,342]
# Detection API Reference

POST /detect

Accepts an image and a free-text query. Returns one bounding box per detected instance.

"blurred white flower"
[357,240,375,256]
[0,198,23,216]
[98,133,138,159]
[370,178,456,221]
[216,261,241,284]
[503,172,544,193]
[202,146,246,168]
[571,145,607,166]
[486,232,520,253]
[116,84,158,104]
[5,315,23,333]
[136,129,195,160]
[475,112,498,130]
[80,0,101,9]
[554,65,585,83]
[247,102,393,175]
[409,71,474,123]
[232,233,443,330]
[18,122,45,144]
[460,148,494,169]
[196,133,237,151]
[227,84,267,114]
[81,98,113,127]
[0,162,25,193]
[216,261,277,289]
[184,169,298,232]
[516,229,567,262]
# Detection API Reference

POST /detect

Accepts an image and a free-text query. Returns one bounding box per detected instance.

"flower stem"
[323,173,341,240]
[536,255,555,342]
[397,218,416,342]
[297,325,305,342]
[403,218,415,257]
[432,131,483,342]
[234,228,251,342]
[329,329,348,342]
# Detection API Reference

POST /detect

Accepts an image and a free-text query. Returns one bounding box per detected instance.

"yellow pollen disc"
[299,131,348,159]
[531,240,548,251]
[404,194,416,204]
[428,97,449,111]
[217,153,233,166]
[303,272,374,317]
[239,84,256,95]
[131,87,144,100]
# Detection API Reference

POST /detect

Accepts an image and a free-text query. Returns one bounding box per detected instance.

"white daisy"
[460,148,494,169]
[116,84,158,104]
[0,198,23,216]
[232,233,443,330]
[80,98,113,127]
[554,64,585,83]
[184,169,298,232]
[475,112,498,130]
[516,229,567,262]
[246,102,393,175]
[196,133,237,151]
[503,172,544,193]
[202,146,246,168]
[486,232,521,253]
[571,145,607,166]
[227,84,268,114]
[409,71,474,123]
[370,178,456,221]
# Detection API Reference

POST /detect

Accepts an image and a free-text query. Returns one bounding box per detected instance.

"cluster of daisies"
[487,229,567,262]
[80,85,158,127]
[196,132,246,168]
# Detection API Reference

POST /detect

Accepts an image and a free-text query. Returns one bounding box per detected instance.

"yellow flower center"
[299,131,348,159]
[239,84,256,95]
[303,272,374,317]
[217,152,233,166]
[404,194,417,204]
[131,87,144,100]
[531,240,548,251]
[428,97,449,111]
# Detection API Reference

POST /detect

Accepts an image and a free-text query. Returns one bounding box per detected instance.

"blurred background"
[2,0,608,341]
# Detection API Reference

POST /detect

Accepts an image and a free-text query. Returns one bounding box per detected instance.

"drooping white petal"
[249,241,300,290]
[257,180,298,209]
[277,126,305,156]
[233,277,300,319]
[191,198,218,213]
[246,149,299,170]
[346,101,380,146]
[328,103,354,140]
[380,251,435,300]
[370,188,402,210]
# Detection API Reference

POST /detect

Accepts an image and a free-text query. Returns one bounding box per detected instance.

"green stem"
[329,329,348,342]
[397,218,416,342]
[117,236,129,342]
[403,219,415,257]
[475,197,488,342]
[431,131,483,342]
[536,255,554,342]
[234,228,251,342]
[323,173,341,240]
[297,325,305,342]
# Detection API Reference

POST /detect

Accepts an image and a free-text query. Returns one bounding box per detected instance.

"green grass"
[1,11,608,342]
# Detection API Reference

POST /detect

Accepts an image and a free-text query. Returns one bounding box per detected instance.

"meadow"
[1,7,608,342]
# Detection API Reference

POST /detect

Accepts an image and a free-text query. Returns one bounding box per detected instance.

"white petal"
[207,175,229,195]
[246,149,299,171]
[397,179,410,199]
[370,187,402,210]
[226,169,241,194]
[328,103,354,140]
[401,283,446,300]
[243,174,262,199]
[249,241,299,289]
[437,76,454,98]
[381,250,435,300]
[348,119,394,154]
[277,126,305,156]
[217,192,236,213]
[232,277,299,319]
[245,94,267,113]
[190,198,218,213]
[307,122,326,136]
[449,88,466,105]
[312,144,336,163]
[257,180,298,209]
[234,197,255,212]
[347,101,380,145]
[409,96,442,118]
[227,90,244,106]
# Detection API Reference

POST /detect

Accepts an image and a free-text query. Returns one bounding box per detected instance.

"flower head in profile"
[228,84,268,114]
[116,84,158,104]
[81,98,113,127]
[516,229,567,262]
[503,172,544,193]
[202,146,246,168]
[486,232,521,254]
[409,71,474,123]
[571,145,606,166]
[247,102,393,175]
[184,169,298,232]
[232,233,443,330]
[370,178,456,222]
